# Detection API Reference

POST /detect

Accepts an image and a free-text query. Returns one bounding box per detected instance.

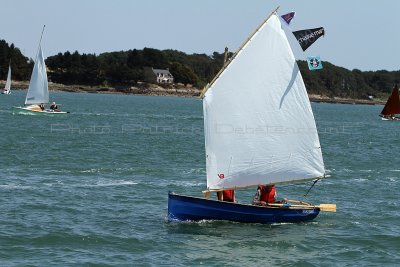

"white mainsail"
[4,65,11,92]
[203,13,325,190]
[25,45,49,105]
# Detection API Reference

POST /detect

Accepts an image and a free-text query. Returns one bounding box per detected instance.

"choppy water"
[0,91,399,266]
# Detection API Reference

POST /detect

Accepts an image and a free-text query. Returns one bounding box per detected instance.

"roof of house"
[153,68,172,75]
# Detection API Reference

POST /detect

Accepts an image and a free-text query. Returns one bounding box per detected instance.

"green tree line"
[44,48,226,88]
[0,40,33,80]
[1,39,399,99]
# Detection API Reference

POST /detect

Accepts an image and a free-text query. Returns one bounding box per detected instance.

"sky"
[1,0,399,71]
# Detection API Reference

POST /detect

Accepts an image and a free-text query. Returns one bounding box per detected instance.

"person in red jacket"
[252,184,287,206]
[217,189,235,202]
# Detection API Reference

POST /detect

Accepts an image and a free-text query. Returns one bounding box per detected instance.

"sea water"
[0,91,399,266]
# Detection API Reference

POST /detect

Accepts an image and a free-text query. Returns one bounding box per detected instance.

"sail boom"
[204,175,326,192]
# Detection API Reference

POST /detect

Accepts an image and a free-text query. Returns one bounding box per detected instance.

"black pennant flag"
[292,27,325,51]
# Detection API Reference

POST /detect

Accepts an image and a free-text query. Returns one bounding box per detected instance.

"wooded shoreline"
[3,81,386,105]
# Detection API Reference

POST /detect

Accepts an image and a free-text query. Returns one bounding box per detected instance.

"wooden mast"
[200,6,280,98]
[223,47,229,64]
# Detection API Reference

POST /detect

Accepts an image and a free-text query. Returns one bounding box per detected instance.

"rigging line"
[303,178,321,197]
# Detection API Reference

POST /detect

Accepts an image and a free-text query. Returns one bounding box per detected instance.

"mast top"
[200,6,280,98]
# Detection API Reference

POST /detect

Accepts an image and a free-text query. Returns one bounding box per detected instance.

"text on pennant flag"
[292,27,325,51]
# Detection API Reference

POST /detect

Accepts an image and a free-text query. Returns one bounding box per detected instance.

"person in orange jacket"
[217,189,235,202]
[252,184,287,206]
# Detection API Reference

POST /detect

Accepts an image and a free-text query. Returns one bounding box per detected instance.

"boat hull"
[13,106,68,115]
[168,192,320,224]
[381,117,400,121]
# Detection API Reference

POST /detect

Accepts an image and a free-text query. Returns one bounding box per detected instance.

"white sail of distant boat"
[2,65,11,94]
[202,13,325,190]
[14,25,67,115]
[25,45,49,104]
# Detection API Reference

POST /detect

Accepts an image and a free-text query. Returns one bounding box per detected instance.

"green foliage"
[169,62,199,86]
[45,48,226,87]
[47,48,398,99]
[0,39,32,80]
[46,51,100,85]
[2,38,399,99]
[298,60,400,99]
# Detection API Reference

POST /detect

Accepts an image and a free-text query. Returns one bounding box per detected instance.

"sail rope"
[303,178,321,197]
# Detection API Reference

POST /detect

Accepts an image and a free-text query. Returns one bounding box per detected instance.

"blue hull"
[168,192,320,224]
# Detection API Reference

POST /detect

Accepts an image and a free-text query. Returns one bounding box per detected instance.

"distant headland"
[0,39,397,104]
[3,80,385,106]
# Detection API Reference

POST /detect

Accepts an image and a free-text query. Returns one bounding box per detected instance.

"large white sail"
[203,14,325,190]
[25,45,49,105]
[4,65,11,91]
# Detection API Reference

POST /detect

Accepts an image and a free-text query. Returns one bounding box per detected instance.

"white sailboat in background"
[14,26,67,115]
[2,65,12,95]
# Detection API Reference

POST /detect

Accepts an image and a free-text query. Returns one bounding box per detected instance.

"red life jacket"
[258,185,276,203]
[223,190,235,202]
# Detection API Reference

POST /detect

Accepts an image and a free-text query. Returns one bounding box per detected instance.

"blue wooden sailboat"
[168,8,335,224]
[169,193,320,224]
